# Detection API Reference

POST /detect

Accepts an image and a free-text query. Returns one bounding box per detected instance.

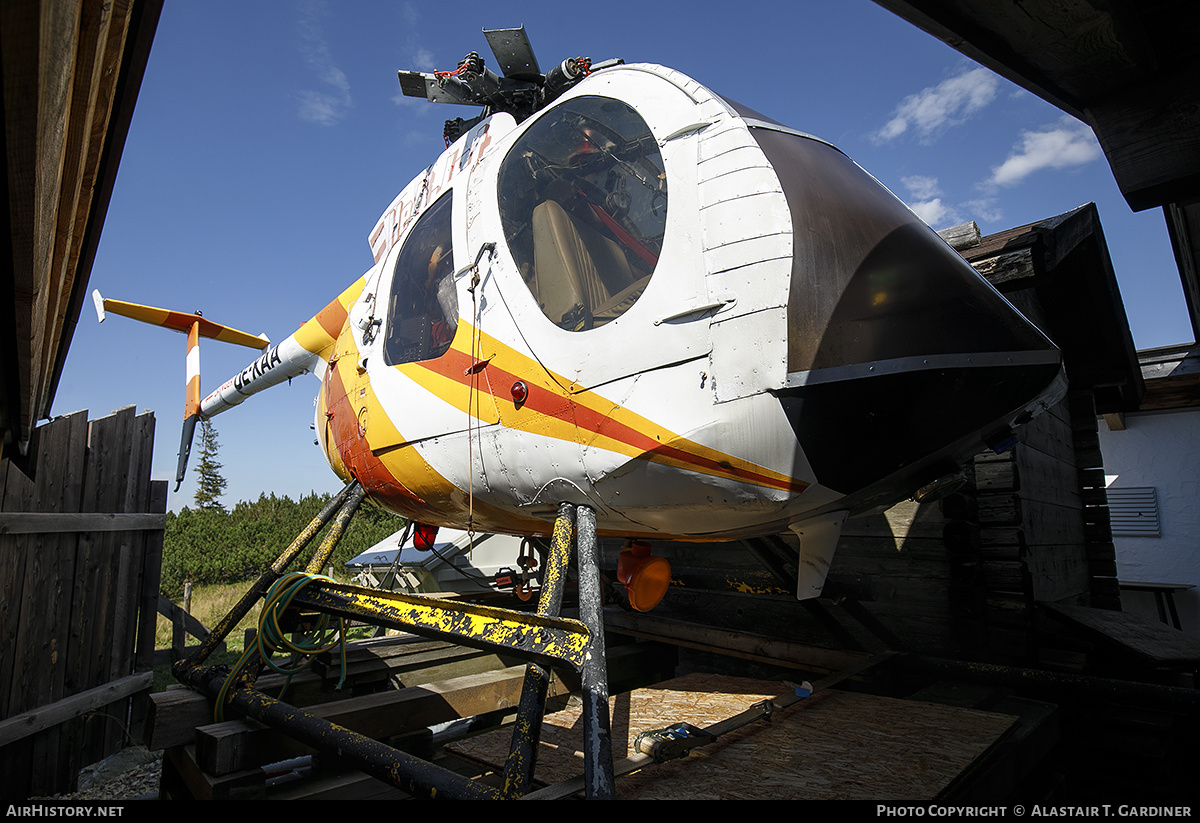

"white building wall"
[1098,407,1200,638]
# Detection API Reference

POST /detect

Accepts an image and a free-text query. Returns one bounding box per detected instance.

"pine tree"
[194,418,228,510]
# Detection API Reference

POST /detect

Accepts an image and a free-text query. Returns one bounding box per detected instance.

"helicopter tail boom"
[198,276,367,418]
[92,277,365,489]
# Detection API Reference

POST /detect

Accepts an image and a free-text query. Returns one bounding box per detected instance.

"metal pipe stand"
[172,489,616,799]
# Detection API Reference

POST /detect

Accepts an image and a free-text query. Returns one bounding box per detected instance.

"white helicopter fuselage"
[195,63,1064,594]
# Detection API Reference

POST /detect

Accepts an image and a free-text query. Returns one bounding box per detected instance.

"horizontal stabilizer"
[91,290,269,350]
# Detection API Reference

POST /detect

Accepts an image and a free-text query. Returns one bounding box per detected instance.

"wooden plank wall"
[0,406,165,800]
[831,279,1117,663]
[825,388,1105,663]
[0,0,158,452]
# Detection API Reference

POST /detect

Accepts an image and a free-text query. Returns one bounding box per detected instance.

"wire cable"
[214,571,348,721]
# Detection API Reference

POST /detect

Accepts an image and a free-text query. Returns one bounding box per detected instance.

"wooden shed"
[1,0,165,801]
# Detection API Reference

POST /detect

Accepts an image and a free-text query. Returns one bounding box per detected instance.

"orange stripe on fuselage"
[323,348,425,511]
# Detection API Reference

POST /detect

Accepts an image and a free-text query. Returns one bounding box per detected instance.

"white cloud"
[900,176,952,227]
[909,197,951,227]
[875,67,999,143]
[296,1,352,126]
[902,175,942,201]
[896,176,1001,229]
[962,197,1003,224]
[989,119,1102,186]
[391,2,439,114]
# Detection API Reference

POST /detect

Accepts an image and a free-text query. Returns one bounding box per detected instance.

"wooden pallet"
[151,631,1047,799]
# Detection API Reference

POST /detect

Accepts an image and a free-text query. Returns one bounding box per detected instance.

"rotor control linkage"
[398,26,610,128]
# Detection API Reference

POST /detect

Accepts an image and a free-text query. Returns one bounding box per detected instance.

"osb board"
[447,672,1018,799]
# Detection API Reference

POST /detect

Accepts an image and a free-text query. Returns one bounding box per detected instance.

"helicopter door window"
[384,193,458,366]
[497,96,667,331]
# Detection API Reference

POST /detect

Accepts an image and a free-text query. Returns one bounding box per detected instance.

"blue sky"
[52,0,1193,511]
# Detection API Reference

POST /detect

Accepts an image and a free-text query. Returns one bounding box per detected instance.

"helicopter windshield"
[497,96,667,331]
[384,192,457,366]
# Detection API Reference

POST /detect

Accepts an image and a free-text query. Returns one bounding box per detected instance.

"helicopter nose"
[775,219,1062,495]
[754,127,1063,496]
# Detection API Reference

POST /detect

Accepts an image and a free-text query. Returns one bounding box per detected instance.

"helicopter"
[95,27,1066,603]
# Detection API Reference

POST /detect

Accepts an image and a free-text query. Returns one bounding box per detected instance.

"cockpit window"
[384,193,457,365]
[498,96,667,331]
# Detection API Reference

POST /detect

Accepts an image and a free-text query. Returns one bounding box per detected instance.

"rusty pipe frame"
[176,480,360,674]
[173,494,620,799]
[502,503,574,798]
[304,483,368,575]
[220,483,371,694]
[288,581,591,670]
[576,504,615,800]
[175,661,501,799]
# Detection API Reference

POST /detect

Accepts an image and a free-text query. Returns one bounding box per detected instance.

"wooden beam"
[1163,201,1200,344]
[0,511,165,534]
[1,0,45,449]
[969,247,1036,285]
[604,610,870,673]
[156,593,214,640]
[871,0,1092,119]
[0,671,152,747]
[1138,373,1200,411]
[938,221,981,251]
[1,0,162,451]
[1088,68,1200,211]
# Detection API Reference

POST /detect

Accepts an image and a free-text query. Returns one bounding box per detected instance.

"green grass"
[153,579,260,692]
[155,579,263,654]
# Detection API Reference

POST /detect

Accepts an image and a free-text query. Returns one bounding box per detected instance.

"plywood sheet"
[447,672,1017,799]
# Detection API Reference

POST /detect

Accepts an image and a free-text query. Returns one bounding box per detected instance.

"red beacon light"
[413,522,438,550]
[510,380,529,408]
[616,540,671,612]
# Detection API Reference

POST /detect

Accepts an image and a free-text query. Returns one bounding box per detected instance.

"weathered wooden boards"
[0,407,165,800]
[1,0,159,451]
[1041,602,1200,669]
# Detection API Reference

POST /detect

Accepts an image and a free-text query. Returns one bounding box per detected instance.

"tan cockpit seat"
[531,199,646,329]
